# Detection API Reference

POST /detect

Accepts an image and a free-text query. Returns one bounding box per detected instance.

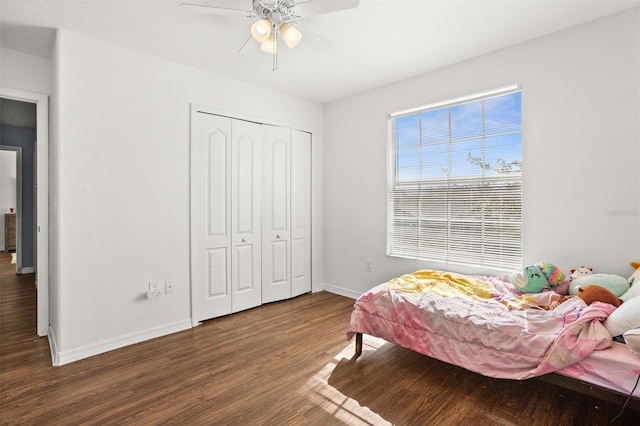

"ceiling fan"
[180,0,360,70]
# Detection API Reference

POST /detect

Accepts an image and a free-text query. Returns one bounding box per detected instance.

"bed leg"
[355,332,363,359]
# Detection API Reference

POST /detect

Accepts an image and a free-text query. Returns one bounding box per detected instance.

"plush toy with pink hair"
[537,262,570,295]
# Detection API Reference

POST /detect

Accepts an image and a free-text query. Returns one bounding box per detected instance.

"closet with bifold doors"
[191,111,311,323]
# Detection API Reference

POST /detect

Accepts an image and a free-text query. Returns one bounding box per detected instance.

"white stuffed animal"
[569,266,593,281]
[621,262,640,302]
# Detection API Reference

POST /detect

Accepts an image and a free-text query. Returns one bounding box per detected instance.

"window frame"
[386,85,522,272]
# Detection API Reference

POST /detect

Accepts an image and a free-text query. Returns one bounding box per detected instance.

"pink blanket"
[347,271,616,379]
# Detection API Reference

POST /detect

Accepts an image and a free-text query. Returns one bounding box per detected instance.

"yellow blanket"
[386,269,553,310]
[386,269,495,301]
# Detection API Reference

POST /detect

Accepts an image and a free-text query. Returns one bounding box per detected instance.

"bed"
[346,269,640,405]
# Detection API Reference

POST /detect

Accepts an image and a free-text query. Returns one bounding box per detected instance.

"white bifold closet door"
[193,113,262,321]
[262,125,291,303]
[192,111,311,322]
[262,126,311,303]
[290,129,311,298]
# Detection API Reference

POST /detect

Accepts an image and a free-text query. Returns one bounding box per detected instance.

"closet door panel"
[193,113,232,321]
[291,130,312,296]
[271,140,289,229]
[207,248,228,297]
[207,140,227,237]
[235,244,254,290]
[231,119,262,313]
[236,134,255,233]
[269,240,289,283]
[262,125,291,303]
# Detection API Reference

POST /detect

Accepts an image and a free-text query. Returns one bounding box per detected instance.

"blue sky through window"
[395,92,521,181]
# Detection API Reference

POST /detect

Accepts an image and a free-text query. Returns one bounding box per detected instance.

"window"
[387,85,522,271]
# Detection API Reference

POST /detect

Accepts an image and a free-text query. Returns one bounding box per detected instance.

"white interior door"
[193,113,232,321]
[231,119,262,312]
[291,130,311,297]
[262,125,291,303]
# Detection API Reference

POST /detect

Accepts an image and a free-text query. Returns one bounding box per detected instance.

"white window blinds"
[387,85,522,271]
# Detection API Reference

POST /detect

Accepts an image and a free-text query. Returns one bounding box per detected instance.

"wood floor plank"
[1,251,638,425]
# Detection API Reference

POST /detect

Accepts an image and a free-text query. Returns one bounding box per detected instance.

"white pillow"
[604,297,640,337]
[623,329,640,354]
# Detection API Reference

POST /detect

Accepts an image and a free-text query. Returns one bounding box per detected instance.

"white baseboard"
[319,282,361,299]
[51,319,192,366]
[17,266,34,274]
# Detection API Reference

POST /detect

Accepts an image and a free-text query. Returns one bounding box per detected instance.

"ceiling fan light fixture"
[260,33,276,54]
[280,23,302,48]
[251,18,272,42]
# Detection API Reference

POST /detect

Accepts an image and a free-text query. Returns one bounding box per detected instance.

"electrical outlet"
[365,259,372,272]
[165,280,175,294]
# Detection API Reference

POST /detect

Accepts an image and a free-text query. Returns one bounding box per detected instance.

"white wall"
[0,47,52,95]
[50,29,323,364]
[323,8,640,297]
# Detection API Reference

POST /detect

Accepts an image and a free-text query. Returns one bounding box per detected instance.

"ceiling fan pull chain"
[273,24,278,71]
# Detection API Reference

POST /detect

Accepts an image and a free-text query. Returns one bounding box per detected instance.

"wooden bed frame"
[353,332,640,410]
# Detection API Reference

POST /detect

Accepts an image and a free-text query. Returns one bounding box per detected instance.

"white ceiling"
[1,0,638,103]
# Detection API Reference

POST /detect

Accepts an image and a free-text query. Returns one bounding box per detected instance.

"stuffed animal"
[569,273,630,296]
[510,262,570,294]
[570,266,593,281]
[510,265,548,293]
[621,261,640,301]
[629,261,640,285]
[537,262,567,285]
[536,262,570,294]
[576,285,623,307]
[551,281,570,295]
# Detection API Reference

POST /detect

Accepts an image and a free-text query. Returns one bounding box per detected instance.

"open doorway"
[0,88,49,337]
[1,99,34,275]
[0,147,21,268]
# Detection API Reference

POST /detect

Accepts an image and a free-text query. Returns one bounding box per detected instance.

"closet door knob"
[241,238,246,243]
[276,234,281,239]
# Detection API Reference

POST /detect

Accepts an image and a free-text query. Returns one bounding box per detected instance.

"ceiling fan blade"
[179,2,254,17]
[294,0,360,19]
[294,22,333,51]
[238,35,254,53]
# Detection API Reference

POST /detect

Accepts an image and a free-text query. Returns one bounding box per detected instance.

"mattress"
[556,341,640,398]
[347,270,637,392]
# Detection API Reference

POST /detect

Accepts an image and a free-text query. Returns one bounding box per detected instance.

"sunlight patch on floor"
[303,337,391,426]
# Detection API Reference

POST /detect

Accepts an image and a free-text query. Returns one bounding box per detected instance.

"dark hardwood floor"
[1,251,638,425]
